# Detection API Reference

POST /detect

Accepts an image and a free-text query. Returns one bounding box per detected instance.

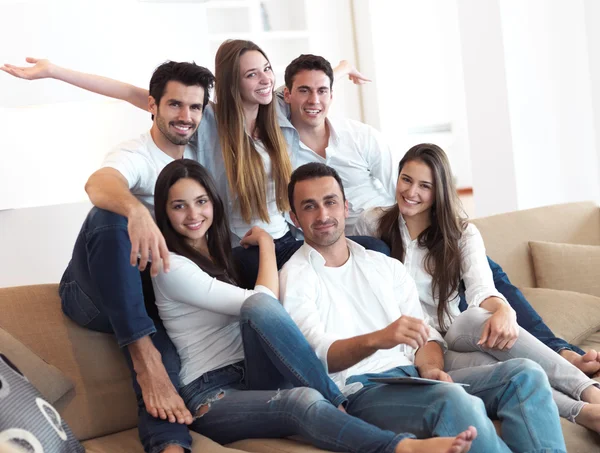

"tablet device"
[368,376,470,387]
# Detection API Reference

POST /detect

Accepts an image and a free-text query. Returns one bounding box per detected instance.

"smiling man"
[277,54,397,234]
[59,61,214,453]
[280,162,567,453]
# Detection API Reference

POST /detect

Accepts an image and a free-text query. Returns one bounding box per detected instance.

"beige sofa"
[1,201,600,452]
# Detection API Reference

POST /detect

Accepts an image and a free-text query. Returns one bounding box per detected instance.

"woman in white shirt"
[355,143,600,433]
[150,158,476,453]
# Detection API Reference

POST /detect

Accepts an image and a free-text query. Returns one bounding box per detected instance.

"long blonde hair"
[214,39,291,223]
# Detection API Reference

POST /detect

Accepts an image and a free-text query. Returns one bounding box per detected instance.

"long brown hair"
[378,144,467,331]
[214,39,291,223]
[154,159,239,285]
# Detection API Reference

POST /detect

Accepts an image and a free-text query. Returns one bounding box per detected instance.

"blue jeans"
[58,207,191,453]
[232,232,390,289]
[180,294,405,452]
[459,257,585,355]
[346,360,566,453]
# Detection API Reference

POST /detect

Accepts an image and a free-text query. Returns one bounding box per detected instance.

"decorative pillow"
[529,241,600,297]
[519,287,600,345]
[0,354,84,453]
[0,327,73,405]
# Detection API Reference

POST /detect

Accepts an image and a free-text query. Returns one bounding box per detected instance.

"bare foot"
[561,349,600,377]
[129,337,193,425]
[338,404,347,414]
[396,426,477,453]
[162,445,185,453]
[575,404,600,432]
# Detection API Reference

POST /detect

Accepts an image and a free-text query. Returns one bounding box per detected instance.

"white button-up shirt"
[276,91,397,234]
[280,239,445,393]
[355,208,508,331]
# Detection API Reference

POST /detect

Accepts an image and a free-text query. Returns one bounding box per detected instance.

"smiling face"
[150,80,204,147]
[396,159,436,221]
[166,177,213,251]
[291,176,348,249]
[284,69,332,129]
[238,50,275,109]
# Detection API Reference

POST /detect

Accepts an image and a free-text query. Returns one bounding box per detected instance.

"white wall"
[358,0,600,217]
[353,0,473,190]
[457,0,600,216]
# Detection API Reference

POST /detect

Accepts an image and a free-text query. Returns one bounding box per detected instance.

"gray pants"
[444,307,596,422]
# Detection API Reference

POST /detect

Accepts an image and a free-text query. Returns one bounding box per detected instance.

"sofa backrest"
[0,284,138,441]
[471,201,600,288]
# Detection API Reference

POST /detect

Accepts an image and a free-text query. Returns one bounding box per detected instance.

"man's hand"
[418,365,454,383]
[478,304,518,350]
[1,57,54,80]
[128,208,170,276]
[334,60,372,85]
[374,315,429,350]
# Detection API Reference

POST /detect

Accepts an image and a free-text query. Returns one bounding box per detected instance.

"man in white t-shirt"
[59,61,214,453]
[280,162,567,453]
[277,54,397,234]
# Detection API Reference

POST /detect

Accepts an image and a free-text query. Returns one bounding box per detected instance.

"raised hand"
[1,57,54,80]
[334,60,372,85]
[239,226,273,249]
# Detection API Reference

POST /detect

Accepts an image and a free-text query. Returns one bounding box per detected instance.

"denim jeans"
[445,307,596,422]
[346,361,566,453]
[459,257,585,355]
[179,293,406,452]
[58,207,192,453]
[232,232,390,289]
[239,293,346,407]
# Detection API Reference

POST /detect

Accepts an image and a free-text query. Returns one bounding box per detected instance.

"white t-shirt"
[355,207,508,331]
[228,140,290,241]
[280,239,445,393]
[152,252,275,385]
[101,131,197,216]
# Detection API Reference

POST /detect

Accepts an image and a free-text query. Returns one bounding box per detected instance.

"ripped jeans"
[178,294,407,452]
[179,364,406,453]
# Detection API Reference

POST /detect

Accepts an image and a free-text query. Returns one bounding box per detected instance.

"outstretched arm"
[333,60,372,85]
[1,57,149,111]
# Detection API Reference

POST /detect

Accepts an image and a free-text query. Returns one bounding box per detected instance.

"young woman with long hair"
[149,158,476,453]
[355,143,600,432]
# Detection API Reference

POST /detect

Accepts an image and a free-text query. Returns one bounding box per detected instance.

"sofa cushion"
[0,284,138,441]
[0,326,73,404]
[471,202,600,288]
[519,288,600,345]
[0,353,84,453]
[529,241,600,297]
[82,428,252,453]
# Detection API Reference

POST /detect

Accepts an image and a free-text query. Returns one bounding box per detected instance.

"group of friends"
[4,39,600,453]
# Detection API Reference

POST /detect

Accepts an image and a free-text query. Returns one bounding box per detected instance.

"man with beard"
[59,61,213,453]
[280,162,567,453]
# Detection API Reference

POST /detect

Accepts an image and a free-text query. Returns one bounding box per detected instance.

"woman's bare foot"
[575,404,600,432]
[129,337,193,424]
[561,349,600,377]
[396,426,477,453]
